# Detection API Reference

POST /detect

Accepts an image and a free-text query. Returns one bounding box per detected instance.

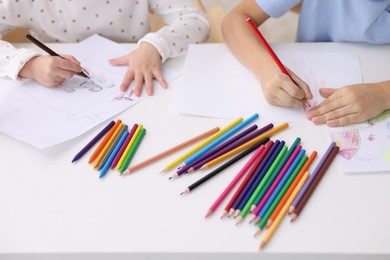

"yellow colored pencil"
[93,123,124,169]
[259,171,309,250]
[200,122,289,170]
[116,124,143,171]
[159,117,243,174]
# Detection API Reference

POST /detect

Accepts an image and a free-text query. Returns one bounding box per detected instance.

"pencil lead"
[180,188,189,196]
[259,241,266,250]
[235,217,243,225]
[220,210,228,219]
[290,214,297,222]
[253,227,262,237]
[205,210,213,219]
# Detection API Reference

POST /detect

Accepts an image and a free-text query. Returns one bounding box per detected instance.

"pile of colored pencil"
[201,139,339,250]
[72,119,146,179]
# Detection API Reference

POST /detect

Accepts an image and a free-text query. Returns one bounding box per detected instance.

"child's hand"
[260,67,312,108]
[306,82,390,127]
[109,42,167,96]
[19,55,83,87]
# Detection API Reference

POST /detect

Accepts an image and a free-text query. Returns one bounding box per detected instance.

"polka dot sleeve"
[139,0,210,62]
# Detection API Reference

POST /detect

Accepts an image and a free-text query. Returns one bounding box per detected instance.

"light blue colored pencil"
[181,113,259,167]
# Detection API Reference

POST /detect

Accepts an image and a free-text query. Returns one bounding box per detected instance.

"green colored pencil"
[257,155,307,229]
[237,145,287,222]
[251,137,301,208]
[119,128,146,173]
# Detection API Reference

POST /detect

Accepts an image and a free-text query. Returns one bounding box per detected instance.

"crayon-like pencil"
[116,124,143,171]
[97,125,128,170]
[89,120,122,164]
[119,128,146,173]
[110,124,138,169]
[99,130,129,179]
[72,120,114,163]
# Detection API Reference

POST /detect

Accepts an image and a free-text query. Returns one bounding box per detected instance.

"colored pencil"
[205,144,266,218]
[89,120,122,164]
[116,124,143,171]
[26,34,90,78]
[250,138,301,212]
[159,117,244,174]
[266,151,317,228]
[173,124,271,180]
[180,141,265,196]
[181,113,259,167]
[97,125,128,170]
[93,122,123,168]
[254,150,306,227]
[222,140,274,219]
[233,141,285,219]
[201,122,288,171]
[290,145,339,222]
[251,144,302,218]
[289,142,336,214]
[175,124,259,177]
[259,171,310,250]
[119,128,146,173]
[110,123,138,169]
[99,130,129,179]
[121,127,220,175]
[71,120,115,163]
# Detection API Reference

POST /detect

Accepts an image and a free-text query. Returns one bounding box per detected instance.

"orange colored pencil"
[266,151,317,228]
[121,127,220,175]
[88,119,122,164]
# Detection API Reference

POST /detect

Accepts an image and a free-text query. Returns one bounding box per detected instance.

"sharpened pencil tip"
[205,210,213,219]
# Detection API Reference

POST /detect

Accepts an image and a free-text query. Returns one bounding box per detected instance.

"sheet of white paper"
[175,44,362,122]
[0,34,179,149]
[329,111,390,173]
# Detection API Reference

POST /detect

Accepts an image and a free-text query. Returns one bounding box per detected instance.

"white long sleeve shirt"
[0,0,210,80]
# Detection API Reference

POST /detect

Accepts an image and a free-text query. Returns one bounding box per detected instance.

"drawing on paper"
[289,59,325,111]
[331,129,360,160]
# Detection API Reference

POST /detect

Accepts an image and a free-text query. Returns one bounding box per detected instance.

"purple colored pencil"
[177,124,259,175]
[72,120,115,163]
[110,123,138,169]
[289,141,336,213]
[190,123,274,173]
[252,145,302,216]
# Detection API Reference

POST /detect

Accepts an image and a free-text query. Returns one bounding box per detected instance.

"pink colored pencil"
[220,141,274,218]
[110,123,138,169]
[204,144,266,218]
[252,145,302,217]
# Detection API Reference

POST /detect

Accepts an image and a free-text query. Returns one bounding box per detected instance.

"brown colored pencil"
[121,127,220,175]
[290,145,339,222]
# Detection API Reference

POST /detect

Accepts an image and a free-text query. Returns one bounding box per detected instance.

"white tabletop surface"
[0,42,389,260]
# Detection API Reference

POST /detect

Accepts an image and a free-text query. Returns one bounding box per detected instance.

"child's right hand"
[259,66,312,108]
[18,55,83,87]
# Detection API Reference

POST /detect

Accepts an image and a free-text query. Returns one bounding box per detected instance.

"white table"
[1,43,389,260]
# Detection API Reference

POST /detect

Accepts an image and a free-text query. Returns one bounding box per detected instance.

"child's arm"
[222,0,311,108]
[110,0,210,96]
[307,81,390,127]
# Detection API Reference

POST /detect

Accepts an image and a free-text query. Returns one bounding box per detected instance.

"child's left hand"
[109,42,167,96]
[306,82,390,127]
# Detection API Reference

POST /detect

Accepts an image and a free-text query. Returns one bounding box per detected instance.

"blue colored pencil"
[179,113,259,168]
[99,130,129,179]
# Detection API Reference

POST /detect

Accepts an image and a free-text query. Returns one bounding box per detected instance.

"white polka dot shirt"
[0,0,210,80]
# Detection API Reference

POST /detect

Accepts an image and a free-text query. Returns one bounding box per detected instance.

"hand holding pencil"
[19,34,89,88]
[246,18,313,109]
